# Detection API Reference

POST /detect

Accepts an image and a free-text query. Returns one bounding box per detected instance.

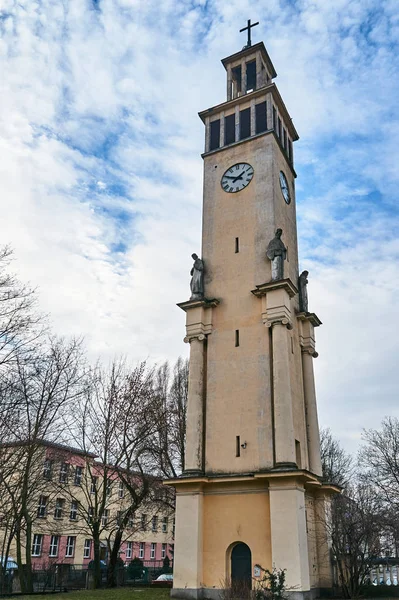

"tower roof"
[221,42,277,80]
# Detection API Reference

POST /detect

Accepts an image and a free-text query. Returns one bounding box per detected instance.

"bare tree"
[329,482,383,598]
[360,417,399,510]
[147,357,188,480]
[0,336,85,592]
[67,360,164,589]
[0,246,44,370]
[320,427,352,489]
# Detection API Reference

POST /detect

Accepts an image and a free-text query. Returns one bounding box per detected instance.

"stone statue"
[266,228,287,281]
[298,270,309,313]
[190,253,204,300]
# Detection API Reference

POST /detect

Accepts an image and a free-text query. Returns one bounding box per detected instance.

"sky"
[1,0,398,455]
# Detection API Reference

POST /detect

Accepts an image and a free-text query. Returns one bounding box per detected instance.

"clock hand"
[232,173,245,183]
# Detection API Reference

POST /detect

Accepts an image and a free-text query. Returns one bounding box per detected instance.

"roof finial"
[239,19,259,49]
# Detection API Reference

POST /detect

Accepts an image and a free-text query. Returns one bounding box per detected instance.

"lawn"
[19,588,171,600]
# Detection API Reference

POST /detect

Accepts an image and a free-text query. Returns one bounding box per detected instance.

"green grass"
[19,588,171,600]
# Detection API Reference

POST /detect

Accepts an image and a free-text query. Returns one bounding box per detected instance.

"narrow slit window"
[255,101,267,134]
[235,237,239,253]
[235,330,240,347]
[240,107,251,140]
[295,440,301,468]
[273,106,277,131]
[236,436,241,457]
[210,119,220,151]
[278,117,282,140]
[288,139,293,163]
[224,114,235,145]
[283,128,287,151]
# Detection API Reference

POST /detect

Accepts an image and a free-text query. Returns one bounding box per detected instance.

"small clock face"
[279,171,291,204]
[221,163,254,193]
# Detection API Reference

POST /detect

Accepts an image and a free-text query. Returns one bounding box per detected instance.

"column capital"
[297,311,321,356]
[252,278,296,329]
[184,334,206,344]
[178,297,220,342]
[265,317,293,330]
[301,348,318,358]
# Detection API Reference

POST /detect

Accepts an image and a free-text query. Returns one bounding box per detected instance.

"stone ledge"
[252,278,298,298]
[177,298,220,312]
[297,311,322,327]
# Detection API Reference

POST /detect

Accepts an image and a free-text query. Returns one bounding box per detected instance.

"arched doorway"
[230,542,252,592]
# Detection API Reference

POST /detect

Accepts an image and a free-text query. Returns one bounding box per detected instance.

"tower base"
[165,472,339,600]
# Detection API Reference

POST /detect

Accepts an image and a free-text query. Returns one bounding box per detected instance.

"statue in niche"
[190,253,204,300]
[298,270,309,313]
[266,228,287,281]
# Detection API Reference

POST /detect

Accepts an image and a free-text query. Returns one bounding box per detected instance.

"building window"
[235,330,240,348]
[117,511,123,526]
[273,106,277,131]
[128,513,134,528]
[83,539,92,559]
[49,535,59,557]
[278,116,282,140]
[37,496,47,518]
[54,498,64,519]
[210,119,220,151]
[239,107,250,140]
[246,60,256,92]
[118,481,124,498]
[288,139,293,163]
[106,479,112,497]
[283,128,287,151]
[90,476,98,494]
[255,101,267,134]
[70,500,78,521]
[65,536,76,557]
[88,507,94,524]
[59,462,68,483]
[162,517,168,533]
[150,543,156,560]
[139,542,144,559]
[102,509,109,526]
[141,514,147,531]
[224,113,235,145]
[126,541,132,559]
[152,515,158,532]
[74,466,83,486]
[32,534,43,557]
[161,543,166,559]
[43,459,53,480]
[231,65,242,97]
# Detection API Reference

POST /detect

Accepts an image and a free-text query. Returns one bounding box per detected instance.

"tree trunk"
[24,516,33,593]
[107,529,123,587]
[92,524,102,589]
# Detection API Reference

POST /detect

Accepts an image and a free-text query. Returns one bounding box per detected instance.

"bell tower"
[167,26,339,600]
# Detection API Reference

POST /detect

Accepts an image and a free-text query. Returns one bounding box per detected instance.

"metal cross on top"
[240,19,259,48]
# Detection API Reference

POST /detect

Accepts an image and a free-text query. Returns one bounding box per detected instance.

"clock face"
[221,163,254,193]
[279,171,291,204]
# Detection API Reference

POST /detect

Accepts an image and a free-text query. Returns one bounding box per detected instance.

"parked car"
[151,573,173,587]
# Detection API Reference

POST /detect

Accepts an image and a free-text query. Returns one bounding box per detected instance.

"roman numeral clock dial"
[221,162,254,193]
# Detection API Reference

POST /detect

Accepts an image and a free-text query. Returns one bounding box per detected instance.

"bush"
[254,566,287,600]
[127,557,145,580]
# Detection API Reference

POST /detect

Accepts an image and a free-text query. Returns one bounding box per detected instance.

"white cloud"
[1,0,398,455]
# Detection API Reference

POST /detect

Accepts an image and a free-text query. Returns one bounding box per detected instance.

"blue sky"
[1,0,398,454]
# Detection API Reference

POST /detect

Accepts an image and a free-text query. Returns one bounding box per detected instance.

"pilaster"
[252,279,298,467]
[178,298,219,475]
[298,313,322,477]
[269,478,311,593]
